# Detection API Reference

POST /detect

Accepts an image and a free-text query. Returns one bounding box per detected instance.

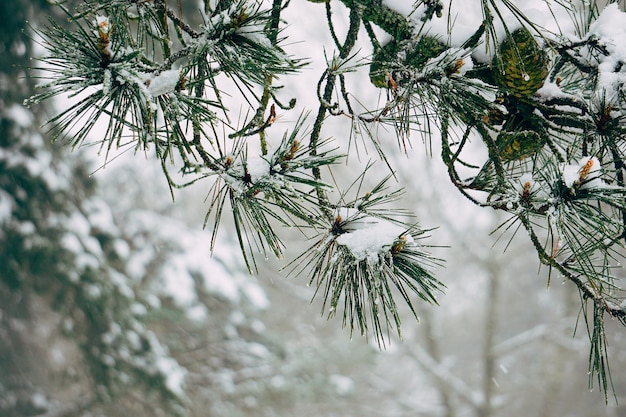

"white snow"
[587,4,626,99]
[112,239,130,260]
[238,25,273,48]
[246,155,271,183]
[159,256,198,308]
[240,281,270,310]
[156,356,187,396]
[85,198,117,232]
[109,269,135,299]
[561,156,602,189]
[85,283,102,299]
[59,233,100,271]
[1,105,69,192]
[117,68,154,107]
[51,348,66,365]
[147,69,181,97]
[186,305,208,321]
[334,207,360,222]
[130,302,147,316]
[126,247,153,282]
[336,215,406,263]
[246,342,271,359]
[382,0,581,63]
[103,68,112,96]
[16,221,35,235]
[125,330,142,350]
[561,162,580,188]
[102,322,122,345]
[381,0,417,18]
[0,190,12,224]
[30,392,48,409]
[121,210,270,314]
[536,80,569,100]
[6,104,33,127]
[329,374,355,396]
[61,211,103,257]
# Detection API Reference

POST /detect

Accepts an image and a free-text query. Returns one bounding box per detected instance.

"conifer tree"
[1,1,274,415]
[24,0,626,399]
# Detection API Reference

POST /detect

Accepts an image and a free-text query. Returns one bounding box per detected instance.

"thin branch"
[309,6,362,218]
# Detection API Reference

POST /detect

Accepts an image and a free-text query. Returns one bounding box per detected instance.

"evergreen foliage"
[1,1,270,415]
[23,0,626,402]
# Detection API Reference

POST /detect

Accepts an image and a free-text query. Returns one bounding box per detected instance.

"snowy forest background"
[2,0,626,416]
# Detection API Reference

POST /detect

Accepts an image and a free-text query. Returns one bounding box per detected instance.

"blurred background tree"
[2,0,626,416]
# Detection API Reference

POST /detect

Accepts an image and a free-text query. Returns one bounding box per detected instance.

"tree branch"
[309,5,362,218]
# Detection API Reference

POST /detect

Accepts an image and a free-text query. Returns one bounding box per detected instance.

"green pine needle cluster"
[202,115,343,272]
[287,174,444,344]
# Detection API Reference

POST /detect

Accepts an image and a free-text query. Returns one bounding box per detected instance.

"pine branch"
[286,172,444,345]
[518,212,624,397]
[309,6,362,219]
[24,0,626,394]
[203,115,342,272]
[339,0,414,42]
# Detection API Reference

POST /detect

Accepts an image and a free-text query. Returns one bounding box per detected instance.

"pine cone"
[405,35,447,70]
[497,130,546,161]
[369,40,400,88]
[492,27,549,98]
[369,36,447,88]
